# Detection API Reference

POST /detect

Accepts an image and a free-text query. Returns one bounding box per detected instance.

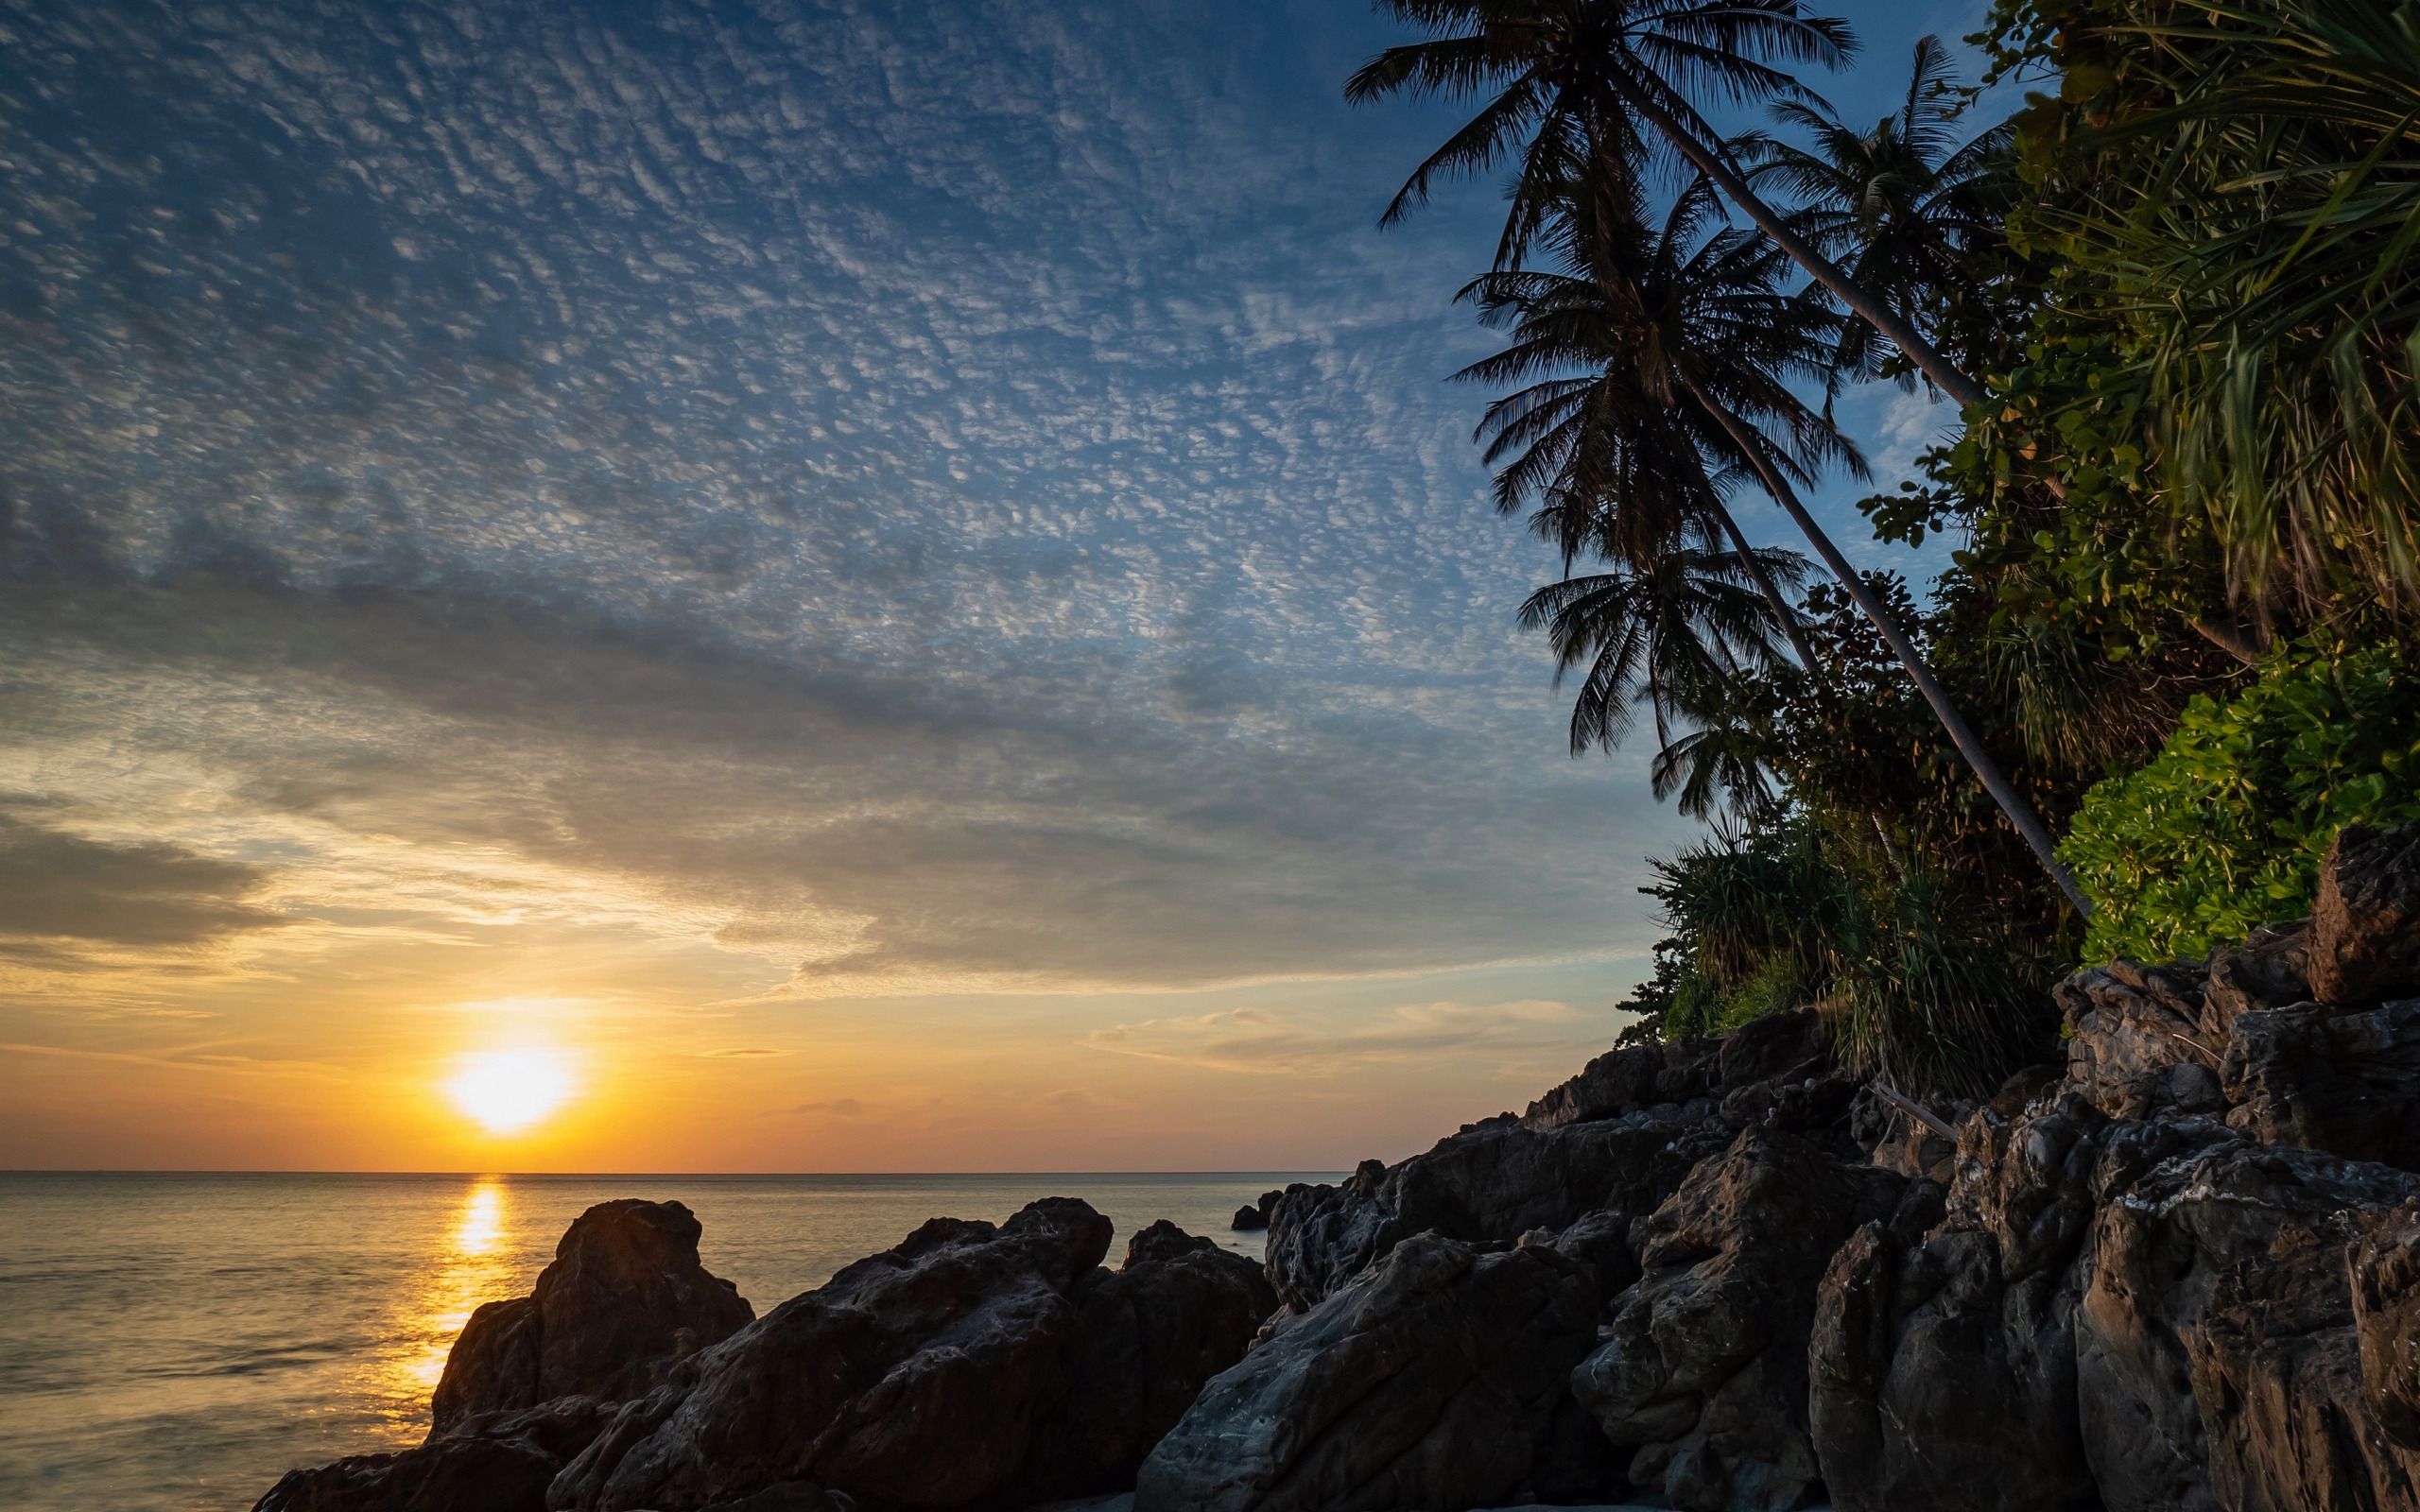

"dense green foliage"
[2063,641,2420,962]
[1358,0,2420,1093]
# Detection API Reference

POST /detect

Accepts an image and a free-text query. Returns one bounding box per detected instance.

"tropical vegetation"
[1355,0,2420,1093]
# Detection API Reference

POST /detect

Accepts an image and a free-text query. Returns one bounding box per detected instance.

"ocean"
[0,1170,1335,1512]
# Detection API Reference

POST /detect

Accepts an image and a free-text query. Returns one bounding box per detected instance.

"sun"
[445,1051,574,1134]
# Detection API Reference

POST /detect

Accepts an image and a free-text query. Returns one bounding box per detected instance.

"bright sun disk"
[446,1051,573,1134]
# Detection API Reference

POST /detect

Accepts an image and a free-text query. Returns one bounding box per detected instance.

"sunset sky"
[2,0,1982,1172]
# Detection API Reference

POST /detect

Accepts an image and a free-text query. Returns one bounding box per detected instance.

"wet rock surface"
[432,1199,753,1434]
[1133,1232,1603,1512]
[254,1398,615,1512]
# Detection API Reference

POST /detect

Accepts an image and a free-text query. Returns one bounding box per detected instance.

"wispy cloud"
[1082,998,1588,1075]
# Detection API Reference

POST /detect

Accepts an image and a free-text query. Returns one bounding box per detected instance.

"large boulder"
[2351,1201,2420,1450]
[2056,963,2222,1121]
[254,1398,614,1512]
[2192,1209,2420,1509]
[1022,1221,1279,1503]
[1809,1089,2105,1512]
[2076,1128,2420,1512]
[548,1200,1263,1512]
[1570,1125,1899,1512]
[2310,820,2420,1005]
[2221,999,2420,1171]
[2203,919,2312,1034]
[1132,1232,1604,1512]
[432,1200,753,1433]
[1269,1019,1845,1314]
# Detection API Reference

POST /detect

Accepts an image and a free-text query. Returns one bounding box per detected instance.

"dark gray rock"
[1264,1117,1730,1313]
[2076,1130,2420,1512]
[547,1202,1264,1512]
[1023,1221,1278,1503]
[2310,820,2420,1005]
[254,1398,614,1512]
[1571,1126,1898,1512]
[1809,1094,2104,1512]
[2204,919,2312,1037]
[2351,1200,2420,1450]
[2057,964,2221,1120]
[1521,1043,1666,1130]
[1132,1232,1603,1512]
[432,1199,752,1434]
[2192,1209,2420,1509]
[547,1198,1113,1511]
[2220,998,2420,1171]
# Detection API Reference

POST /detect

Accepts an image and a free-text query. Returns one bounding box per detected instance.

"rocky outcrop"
[1133,1232,1603,1512]
[2310,820,2420,1005]
[549,1200,1270,1512]
[1023,1221,1279,1503]
[255,1398,614,1512]
[1229,1191,1280,1231]
[2351,1201,2420,1449]
[2056,962,2221,1120]
[2221,998,2420,1171]
[431,1200,753,1435]
[1270,1013,1846,1315]
[2204,919,2312,1031]
[1809,1088,2103,1512]
[1571,1125,1899,1512]
[2078,1131,2420,1512]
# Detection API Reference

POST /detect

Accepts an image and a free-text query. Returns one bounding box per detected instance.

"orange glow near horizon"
[446,1051,575,1135]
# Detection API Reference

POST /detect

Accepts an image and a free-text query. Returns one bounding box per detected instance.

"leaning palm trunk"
[1616,82,1986,410]
[1682,375,2092,917]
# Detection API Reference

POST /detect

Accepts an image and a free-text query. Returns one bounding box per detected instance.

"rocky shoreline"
[260,821,2420,1512]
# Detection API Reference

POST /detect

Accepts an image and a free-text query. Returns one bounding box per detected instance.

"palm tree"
[1456,177,1845,672]
[1742,35,2014,387]
[1518,545,1807,797]
[1461,172,2094,913]
[1346,0,1989,408]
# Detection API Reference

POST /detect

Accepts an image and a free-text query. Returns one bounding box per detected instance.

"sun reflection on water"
[354,1177,528,1437]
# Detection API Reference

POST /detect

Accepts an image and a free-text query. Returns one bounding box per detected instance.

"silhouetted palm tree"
[1461,173,2092,912]
[1744,35,2014,384]
[1519,545,1804,816]
[1456,178,1844,671]
[1347,0,1988,406]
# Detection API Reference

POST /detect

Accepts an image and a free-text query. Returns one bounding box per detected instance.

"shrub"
[2061,640,2420,963]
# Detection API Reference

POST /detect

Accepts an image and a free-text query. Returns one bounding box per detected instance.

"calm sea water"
[0,1171,1334,1512]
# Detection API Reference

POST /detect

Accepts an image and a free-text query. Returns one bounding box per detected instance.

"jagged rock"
[1022,1221,1279,1503]
[1570,1126,1899,1512]
[2351,1201,2420,1449]
[1809,1091,2104,1512]
[1530,1209,1640,1314]
[2056,964,2222,1119]
[1229,1191,1281,1231]
[1265,1117,1731,1313]
[1270,1018,1840,1315]
[2220,999,2420,1171]
[2310,820,2420,1005]
[254,1398,614,1512]
[2077,1129,2420,1511]
[2204,919,2313,1037]
[1713,1009,1828,1090]
[548,1201,1267,1512]
[432,1200,752,1434]
[2193,1211,2420,1508]
[1521,1043,1666,1130]
[1132,1232,1603,1512]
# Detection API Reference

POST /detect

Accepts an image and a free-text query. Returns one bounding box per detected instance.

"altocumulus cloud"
[0,0,1700,1013]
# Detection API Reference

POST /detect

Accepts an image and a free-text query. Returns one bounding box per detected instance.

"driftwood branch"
[1869,1080,1958,1141]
